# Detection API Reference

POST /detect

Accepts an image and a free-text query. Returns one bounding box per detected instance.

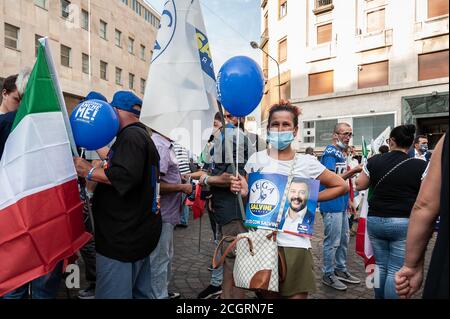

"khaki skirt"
[279,247,316,297]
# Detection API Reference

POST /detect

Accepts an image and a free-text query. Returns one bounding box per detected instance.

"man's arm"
[96,146,110,160]
[355,170,370,191]
[340,165,363,181]
[160,182,192,195]
[73,157,111,185]
[395,134,444,299]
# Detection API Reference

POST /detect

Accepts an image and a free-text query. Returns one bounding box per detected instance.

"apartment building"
[259,0,448,151]
[0,0,160,113]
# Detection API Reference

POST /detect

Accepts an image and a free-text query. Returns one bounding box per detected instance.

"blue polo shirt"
[319,144,349,213]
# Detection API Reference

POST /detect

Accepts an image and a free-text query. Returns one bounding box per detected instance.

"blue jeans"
[322,212,349,276]
[367,216,409,299]
[95,253,152,299]
[2,261,63,299]
[211,223,223,287]
[179,203,190,225]
[149,222,174,299]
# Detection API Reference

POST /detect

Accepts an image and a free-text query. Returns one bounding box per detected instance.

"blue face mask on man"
[420,144,428,153]
[267,131,295,150]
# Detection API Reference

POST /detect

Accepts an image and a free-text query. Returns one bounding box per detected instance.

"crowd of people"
[0,71,447,300]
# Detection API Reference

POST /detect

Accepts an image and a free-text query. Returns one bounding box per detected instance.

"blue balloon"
[70,99,119,151]
[217,56,264,117]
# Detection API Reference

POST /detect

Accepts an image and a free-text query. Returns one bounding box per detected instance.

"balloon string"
[80,148,85,159]
[236,118,239,178]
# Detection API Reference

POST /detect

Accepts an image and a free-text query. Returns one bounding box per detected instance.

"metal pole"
[252,42,281,103]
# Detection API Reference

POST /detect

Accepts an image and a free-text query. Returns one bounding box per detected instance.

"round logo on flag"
[249,179,279,216]
[152,0,177,63]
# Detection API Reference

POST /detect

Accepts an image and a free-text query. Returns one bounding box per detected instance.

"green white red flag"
[0,38,91,296]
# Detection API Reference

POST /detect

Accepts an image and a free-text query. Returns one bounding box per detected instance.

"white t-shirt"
[282,207,308,233]
[244,151,326,249]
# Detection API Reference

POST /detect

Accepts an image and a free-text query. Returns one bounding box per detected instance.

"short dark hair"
[390,124,416,149]
[2,74,18,94]
[214,111,223,122]
[305,147,315,155]
[267,100,301,128]
[414,135,427,144]
[378,145,389,154]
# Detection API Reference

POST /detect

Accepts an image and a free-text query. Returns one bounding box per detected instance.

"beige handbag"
[212,155,297,292]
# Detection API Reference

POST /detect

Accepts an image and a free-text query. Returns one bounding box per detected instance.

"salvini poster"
[245,172,320,238]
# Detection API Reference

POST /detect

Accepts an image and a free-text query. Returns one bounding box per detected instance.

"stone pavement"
[65,211,435,299]
[168,211,435,299]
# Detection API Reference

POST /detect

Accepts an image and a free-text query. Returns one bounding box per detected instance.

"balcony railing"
[314,0,334,15]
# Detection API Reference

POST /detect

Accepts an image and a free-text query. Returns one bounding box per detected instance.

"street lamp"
[250,41,281,103]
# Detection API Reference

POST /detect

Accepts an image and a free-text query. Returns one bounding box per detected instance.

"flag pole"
[217,102,246,220]
[39,37,79,157]
[40,37,95,234]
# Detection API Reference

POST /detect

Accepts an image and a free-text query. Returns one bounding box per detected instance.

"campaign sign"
[278,177,320,238]
[245,172,287,230]
[245,173,320,237]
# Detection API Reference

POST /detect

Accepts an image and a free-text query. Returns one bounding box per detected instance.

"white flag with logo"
[140,0,218,156]
[370,126,391,155]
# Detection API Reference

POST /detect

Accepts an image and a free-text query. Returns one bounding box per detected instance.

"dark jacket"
[0,111,16,160]
[407,148,431,162]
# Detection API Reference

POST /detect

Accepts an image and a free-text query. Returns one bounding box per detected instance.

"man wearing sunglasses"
[320,123,363,291]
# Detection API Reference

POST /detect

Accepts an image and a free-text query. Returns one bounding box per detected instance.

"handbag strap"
[374,157,415,190]
[212,235,254,269]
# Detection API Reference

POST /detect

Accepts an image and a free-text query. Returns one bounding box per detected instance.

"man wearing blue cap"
[73,91,162,299]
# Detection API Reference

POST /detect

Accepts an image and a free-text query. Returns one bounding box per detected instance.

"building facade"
[0,0,160,113]
[260,0,449,152]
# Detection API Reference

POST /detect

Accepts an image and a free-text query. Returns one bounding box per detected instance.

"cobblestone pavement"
[65,211,435,299]
[168,212,435,299]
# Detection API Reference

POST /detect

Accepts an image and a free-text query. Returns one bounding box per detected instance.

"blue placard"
[245,172,320,238]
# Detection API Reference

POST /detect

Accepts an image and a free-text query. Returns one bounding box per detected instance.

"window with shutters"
[428,0,449,18]
[128,37,134,54]
[81,10,89,31]
[115,29,122,47]
[4,23,19,50]
[116,68,122,85]
[129,73,135,90]
[279,0,287,19]
[61,0,70,19]
[309,70,333,96]
[35,0,47,9]
[278,37,287,63]
[141,78,146,94]
[100,20,107,40]
[100,61,108,80]
[60,45,71,67]
[317,23,332,45]
[82,53,90,74]
[358,60,389,89]
[367,8,385,33]
[418,50,449,81]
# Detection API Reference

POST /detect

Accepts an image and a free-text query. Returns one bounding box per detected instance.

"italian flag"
[0,38,91,296]
[356,136,375,268]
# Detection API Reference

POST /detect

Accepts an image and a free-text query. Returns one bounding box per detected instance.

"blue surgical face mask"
[267,131,295,150]
[420,144,428,153]
[336,139,346,149]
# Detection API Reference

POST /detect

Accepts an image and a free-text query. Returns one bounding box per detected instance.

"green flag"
[362,136,369,159]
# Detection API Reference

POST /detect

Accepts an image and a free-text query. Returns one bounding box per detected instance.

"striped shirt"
[173,143,191,174]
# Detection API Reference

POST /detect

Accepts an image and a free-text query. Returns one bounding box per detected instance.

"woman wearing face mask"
[230,101,348,299]
[355,124,427,299]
